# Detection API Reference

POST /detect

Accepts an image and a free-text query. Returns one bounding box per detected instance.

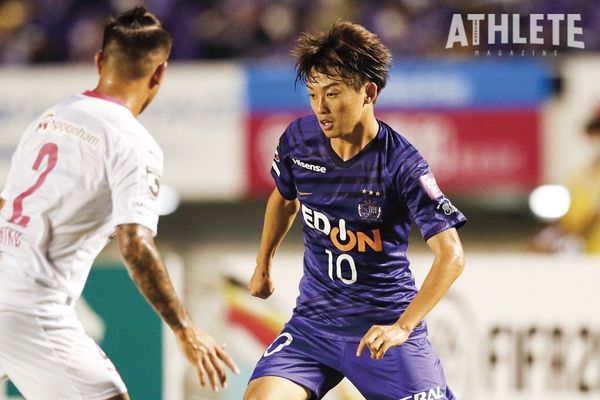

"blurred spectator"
[0,0,597,64]
[532,112,600,254]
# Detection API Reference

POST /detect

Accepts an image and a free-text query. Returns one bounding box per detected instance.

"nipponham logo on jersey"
[292,158,327,174]
[146,167,161,198]
[35,113,100,147]
[399,386,443,400]
[301,204,382,253]
[36,113,54,132]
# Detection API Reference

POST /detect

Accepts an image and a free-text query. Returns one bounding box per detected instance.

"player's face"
[307,73,369,139]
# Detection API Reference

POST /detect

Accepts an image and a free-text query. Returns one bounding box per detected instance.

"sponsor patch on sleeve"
[146,167,161,198]
[419,173,443,200]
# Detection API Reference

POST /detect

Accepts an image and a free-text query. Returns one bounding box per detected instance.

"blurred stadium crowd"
[0,0,598,64]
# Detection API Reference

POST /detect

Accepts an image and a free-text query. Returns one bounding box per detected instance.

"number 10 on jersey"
[325,249,357,285]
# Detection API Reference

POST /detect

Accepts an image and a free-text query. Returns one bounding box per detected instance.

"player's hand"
[248,266,274,299]
[356,323,412,360]
[174,325,239,391]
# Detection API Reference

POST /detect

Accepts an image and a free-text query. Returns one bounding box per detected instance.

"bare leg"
[244,376,311,400]
[244,376,312,400]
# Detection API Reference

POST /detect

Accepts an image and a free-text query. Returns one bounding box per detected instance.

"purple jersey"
[271,115,466,340]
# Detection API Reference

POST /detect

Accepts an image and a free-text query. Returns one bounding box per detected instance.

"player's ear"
[94,51,104,75]
[150,61,167,88]
[364,82,378,105]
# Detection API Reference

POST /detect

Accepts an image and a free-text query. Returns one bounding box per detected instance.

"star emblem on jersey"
[361,188,382,197]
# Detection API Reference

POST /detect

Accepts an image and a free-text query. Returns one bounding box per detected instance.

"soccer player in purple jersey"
[244,21,466,400]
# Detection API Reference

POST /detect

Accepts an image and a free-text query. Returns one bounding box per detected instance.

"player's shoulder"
[74,94,162,155]
[279,115,322,152]
[378,120,425,176]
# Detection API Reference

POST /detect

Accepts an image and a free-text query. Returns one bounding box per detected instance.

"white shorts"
[0,274,127,400]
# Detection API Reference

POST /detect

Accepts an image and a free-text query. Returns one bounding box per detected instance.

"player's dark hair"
[292,21,392,95]
[101,6,172,79]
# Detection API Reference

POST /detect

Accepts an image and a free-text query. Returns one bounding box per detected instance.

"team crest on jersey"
[146,167,161,198]
[357,198,383,223]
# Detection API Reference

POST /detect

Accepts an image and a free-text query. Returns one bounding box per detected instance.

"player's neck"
[330,115,379,161]
[93,79,149,117]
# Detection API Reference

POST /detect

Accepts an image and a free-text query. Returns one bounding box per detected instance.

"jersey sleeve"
[108,136,162,236]
[395,155,466,241]
[270,131,296,200]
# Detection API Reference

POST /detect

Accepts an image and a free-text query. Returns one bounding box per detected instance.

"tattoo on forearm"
[119,226,187,330]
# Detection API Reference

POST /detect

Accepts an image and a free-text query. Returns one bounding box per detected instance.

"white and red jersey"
[0,91,163,301]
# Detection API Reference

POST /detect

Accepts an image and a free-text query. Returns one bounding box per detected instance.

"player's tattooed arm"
[118,223,189,329]
[117,223,239,391]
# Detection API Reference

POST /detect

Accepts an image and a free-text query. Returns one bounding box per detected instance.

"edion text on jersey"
[301,204,382,253]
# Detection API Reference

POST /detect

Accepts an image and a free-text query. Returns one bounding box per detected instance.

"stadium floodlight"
[528,184,570,221]
[159,184,180,216]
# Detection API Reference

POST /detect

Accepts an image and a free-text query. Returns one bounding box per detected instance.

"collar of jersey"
[320,120,383,169]
[82,90,129,110]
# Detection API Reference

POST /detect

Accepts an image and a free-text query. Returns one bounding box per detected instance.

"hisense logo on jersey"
[292,158,327,173]
[399,386,443,400]
[446,14,585,56]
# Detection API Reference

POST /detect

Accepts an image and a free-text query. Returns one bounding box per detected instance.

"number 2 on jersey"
[9,143,59,228]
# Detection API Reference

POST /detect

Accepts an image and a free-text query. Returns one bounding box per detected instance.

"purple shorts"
[249,320,456,400]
